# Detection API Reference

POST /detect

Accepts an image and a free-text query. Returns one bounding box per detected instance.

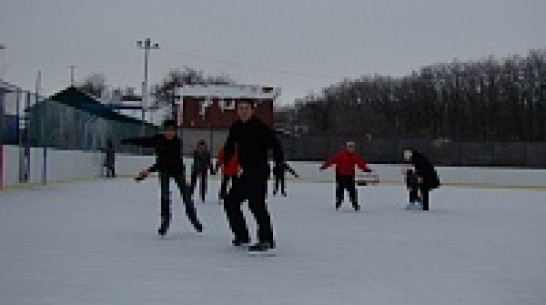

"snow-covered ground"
[1,178,545,305]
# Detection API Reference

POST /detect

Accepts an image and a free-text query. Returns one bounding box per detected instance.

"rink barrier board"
[1,145,545,191]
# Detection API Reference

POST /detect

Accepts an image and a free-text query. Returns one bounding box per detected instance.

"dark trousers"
[273,174,285,195]
[419,185,430,211]
[223,169,273,243]
[105,165,116,178]
[159,172,200,232]
[219,175,236,200]
[408,187,420,203]
[190,170,208,201]
[336,174,358,208]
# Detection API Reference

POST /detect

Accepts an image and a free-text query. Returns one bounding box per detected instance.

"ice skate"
[232,237,250,247]
[248,241,276,256]
[406,201,423,210]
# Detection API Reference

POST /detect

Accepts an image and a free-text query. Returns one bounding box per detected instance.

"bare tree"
[153,67,235,106]
[291,48,546,141]
[76,73,108,98]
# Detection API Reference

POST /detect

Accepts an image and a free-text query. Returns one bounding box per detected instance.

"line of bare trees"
[74,50,546,142]
[75,67,235,106]
[293,49,546,141]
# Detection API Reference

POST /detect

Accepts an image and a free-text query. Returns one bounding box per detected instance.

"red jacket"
[216,146,239,176]
[320,149,368,176]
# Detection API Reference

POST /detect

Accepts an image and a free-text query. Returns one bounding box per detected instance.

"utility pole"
[0,44,6,78]
[67,65,80,86]
[36,70,47,185]
[136,38,160,132]
[0,44,4,189]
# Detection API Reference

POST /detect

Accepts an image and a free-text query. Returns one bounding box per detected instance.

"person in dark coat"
[101,139,116,178]
[221,100,284,252]
[320,141,371,211]
[122,119,203,237]
[403,149,440,211]
[272,162,299,196]
[190,139,214,203]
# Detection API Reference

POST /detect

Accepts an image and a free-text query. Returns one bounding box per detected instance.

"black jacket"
[273,163,298,178]
[122,134,184,174]
[405,170,420,190]
[224,116,283,174]
[408,151,440,190]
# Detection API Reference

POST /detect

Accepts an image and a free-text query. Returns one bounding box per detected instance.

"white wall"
[2,146,546,189]
[3,146,107,185]
[294,162,546,188]
[115,154,157,177]
[3,145,21,184]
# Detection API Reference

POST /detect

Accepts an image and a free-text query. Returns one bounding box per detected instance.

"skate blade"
[248,249,277,257]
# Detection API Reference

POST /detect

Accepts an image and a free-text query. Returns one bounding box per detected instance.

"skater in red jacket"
[214,145,240,203]
[320,141,371,211]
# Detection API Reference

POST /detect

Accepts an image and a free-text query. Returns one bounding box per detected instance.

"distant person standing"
[221,100,284,253]
[190,139,214,203]
[272,162,299,196]
[101,139,116,178]
[214,145,239,203]
[403,149,440,211]
[122,119,203,237]
[320,141,371,211]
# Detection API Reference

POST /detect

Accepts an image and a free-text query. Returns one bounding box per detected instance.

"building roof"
[48,86,150,125]
[176,84,280,100]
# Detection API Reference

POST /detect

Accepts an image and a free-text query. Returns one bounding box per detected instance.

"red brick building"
[175,84,280,128]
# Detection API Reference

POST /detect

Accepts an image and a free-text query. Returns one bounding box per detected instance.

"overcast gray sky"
[1,0,545,104]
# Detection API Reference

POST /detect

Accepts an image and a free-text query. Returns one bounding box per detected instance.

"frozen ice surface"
[1,179,545,305]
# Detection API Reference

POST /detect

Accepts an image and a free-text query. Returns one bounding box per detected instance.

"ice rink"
[1,178,545,305]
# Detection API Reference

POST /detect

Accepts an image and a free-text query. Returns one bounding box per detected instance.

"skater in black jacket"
[190,139,214,203]
[122,119,202,237]
[221,100,284,252]
[272,162,299,196]
[403,149,440,211]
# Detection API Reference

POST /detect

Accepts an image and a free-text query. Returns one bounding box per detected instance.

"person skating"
[122,119,202,237]
[190,139,214,203]
[272,162,299,196]
[403,149,440,211]
[320,141,371,211]
[221,100,284,252]
[214,145,239,204]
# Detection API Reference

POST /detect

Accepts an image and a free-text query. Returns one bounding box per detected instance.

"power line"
[161,48,345,81]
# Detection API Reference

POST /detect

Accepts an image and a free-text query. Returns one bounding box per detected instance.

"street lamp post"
[136,38,159,137]
[0,44,6,78]
[67,64,81,86]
